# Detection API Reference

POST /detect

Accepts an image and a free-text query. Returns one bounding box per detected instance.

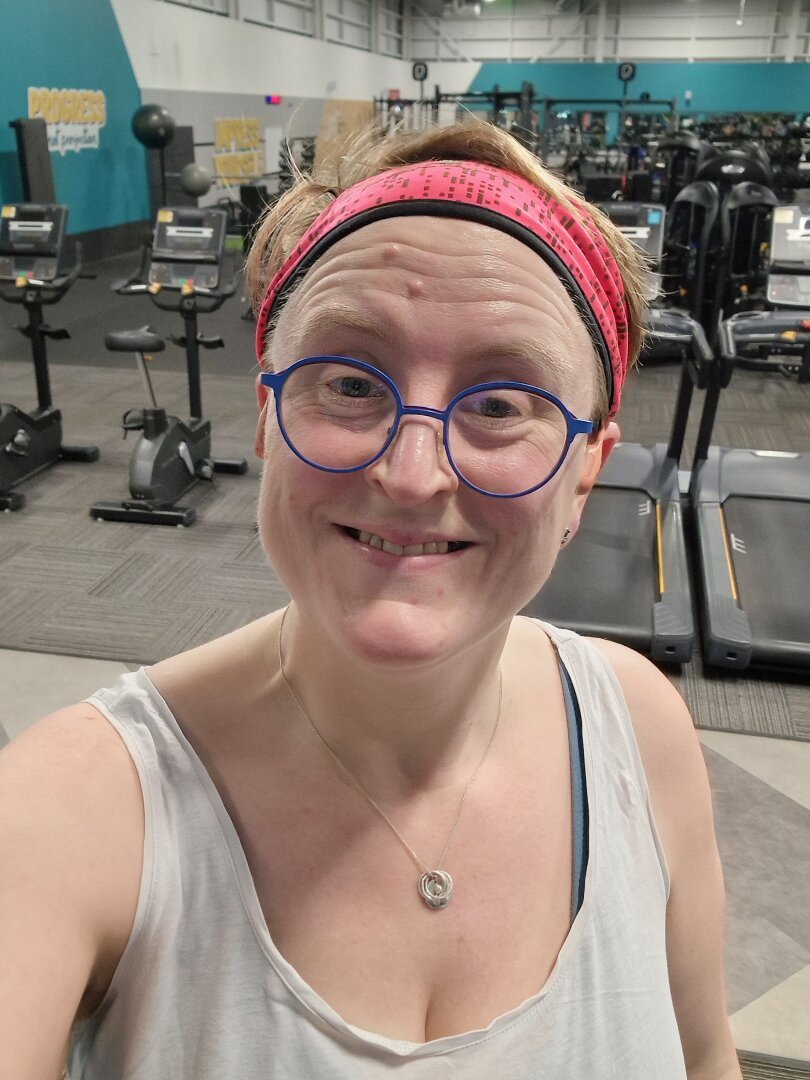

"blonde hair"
[245,121,653,426]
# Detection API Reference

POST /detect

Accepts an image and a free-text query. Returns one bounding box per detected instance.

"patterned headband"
[255,160,631,415]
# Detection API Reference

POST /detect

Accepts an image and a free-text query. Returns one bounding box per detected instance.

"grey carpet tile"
[621,365,810,457]
[151,603,279,661]
[87,552,209,605]
[787,686,810,741]
[0,585,54,643]
[188,477,263,525]
[741,1054,810,1079]
[92,518,254,561]
[670,657,802,740]
[8,467,115,513]
[16,596,201,663]
[0,544,123,593]
[0,537,28,563]
[231,530,272,564]
[185,560,289,610]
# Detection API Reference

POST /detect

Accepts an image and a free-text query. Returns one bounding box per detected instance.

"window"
[241,0,316,34]
[325,0,372,50]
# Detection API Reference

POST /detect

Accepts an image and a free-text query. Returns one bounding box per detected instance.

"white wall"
[111,0,413,98]
[409,0,810,64]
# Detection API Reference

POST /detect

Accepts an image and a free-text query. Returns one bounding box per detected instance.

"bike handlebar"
[0,260,82,305]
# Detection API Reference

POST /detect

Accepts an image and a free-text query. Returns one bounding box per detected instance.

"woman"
[1,123,741,1079]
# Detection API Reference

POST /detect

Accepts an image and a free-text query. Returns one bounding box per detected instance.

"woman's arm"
[589,639,743,1080]
[0,706,144,1080]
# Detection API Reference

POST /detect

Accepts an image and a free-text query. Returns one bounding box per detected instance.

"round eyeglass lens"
[279,360,398,470]
[447,386,570,496]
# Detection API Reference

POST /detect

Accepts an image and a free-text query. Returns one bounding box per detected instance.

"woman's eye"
[328,376,383,399]
[475,396,520,418]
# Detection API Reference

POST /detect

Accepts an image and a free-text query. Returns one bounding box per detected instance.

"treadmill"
[527,203,712,664]
[690,204,810,671]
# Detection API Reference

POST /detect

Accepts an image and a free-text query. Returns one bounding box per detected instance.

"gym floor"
[1,247,809,1066]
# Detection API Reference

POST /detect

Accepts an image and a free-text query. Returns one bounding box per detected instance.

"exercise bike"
[90,206,247,527]
[0,203,99,511]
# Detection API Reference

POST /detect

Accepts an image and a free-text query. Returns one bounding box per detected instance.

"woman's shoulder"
[584,636,696,747]
[585,637,713,879]
[0,699,142,799]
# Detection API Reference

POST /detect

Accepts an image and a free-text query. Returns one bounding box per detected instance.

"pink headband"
[256,161,631,415]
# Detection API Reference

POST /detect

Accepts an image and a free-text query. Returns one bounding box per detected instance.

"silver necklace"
[277,605,503,910]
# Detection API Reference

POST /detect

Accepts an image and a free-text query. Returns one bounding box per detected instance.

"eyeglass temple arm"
[259,371,283,390]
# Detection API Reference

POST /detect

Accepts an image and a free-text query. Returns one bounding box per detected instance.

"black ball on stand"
[180,162,213,197]
[132,104,176,150]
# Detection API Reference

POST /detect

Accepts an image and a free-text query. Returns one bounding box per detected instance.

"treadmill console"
[149,207,227,291]
[0,203,68,282]
[596,202,665,264]
[767,204,810,307]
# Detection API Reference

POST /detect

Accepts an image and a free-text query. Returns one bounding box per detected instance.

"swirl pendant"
[418,870,454,910]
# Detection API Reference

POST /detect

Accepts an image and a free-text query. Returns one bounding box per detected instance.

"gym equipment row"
[1,202,247,525]
[376,83,679,161]
[530,197,810,676]
[573,121,808,210]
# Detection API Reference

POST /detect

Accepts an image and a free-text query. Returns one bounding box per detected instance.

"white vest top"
[68,621,686,1079]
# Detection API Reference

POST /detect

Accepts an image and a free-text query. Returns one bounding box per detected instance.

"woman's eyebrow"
[289,305,391,350]
[464,341,574,387]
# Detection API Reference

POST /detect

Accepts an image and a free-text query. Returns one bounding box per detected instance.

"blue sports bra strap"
[557,656,589,921]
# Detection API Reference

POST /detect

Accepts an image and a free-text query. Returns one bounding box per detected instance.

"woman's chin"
[334,600,459,670]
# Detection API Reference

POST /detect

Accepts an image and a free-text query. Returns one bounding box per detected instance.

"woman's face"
[256,216,618,668]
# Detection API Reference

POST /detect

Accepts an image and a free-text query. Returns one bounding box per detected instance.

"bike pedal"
[122,408,145,433]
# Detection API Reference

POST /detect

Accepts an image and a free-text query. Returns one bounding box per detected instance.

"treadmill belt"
[524,488,657,650]
[724,496,810,647]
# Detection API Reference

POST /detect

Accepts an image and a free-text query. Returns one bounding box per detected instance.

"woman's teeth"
[360,530,449,556]
[345,527,465,556]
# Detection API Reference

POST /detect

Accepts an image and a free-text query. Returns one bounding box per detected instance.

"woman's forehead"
[292,214,554,274]
[279,216,592,341]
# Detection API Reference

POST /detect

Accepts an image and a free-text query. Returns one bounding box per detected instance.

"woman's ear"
[577,421,620,496]
[564,421,621,542]
[255,375,270,459]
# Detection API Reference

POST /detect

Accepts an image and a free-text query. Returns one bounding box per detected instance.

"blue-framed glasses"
[259,356,594,498]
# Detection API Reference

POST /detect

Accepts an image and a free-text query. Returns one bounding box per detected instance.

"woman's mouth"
[341,526,471,557]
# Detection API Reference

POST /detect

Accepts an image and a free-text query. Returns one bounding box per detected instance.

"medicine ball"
[180,162,213,197]
[132,104,176,150]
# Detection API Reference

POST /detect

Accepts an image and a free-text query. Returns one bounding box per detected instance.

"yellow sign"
[213,117,264,184]
[213,151,263,181]
[28,87,107,156]
[214,118,262,152]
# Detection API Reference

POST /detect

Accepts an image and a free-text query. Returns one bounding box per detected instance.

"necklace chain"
[276,605,503,904]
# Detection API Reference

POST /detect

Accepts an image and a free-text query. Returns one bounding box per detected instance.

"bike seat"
[105,326,165,353]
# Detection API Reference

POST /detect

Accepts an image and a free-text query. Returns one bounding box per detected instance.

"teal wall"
[470,61,810,117]
[0,0,149,234]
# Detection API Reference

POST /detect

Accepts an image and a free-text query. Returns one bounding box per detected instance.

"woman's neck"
[275,605,511,803]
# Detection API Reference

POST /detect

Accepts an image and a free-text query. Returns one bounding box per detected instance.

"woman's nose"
[364,415,458,505]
